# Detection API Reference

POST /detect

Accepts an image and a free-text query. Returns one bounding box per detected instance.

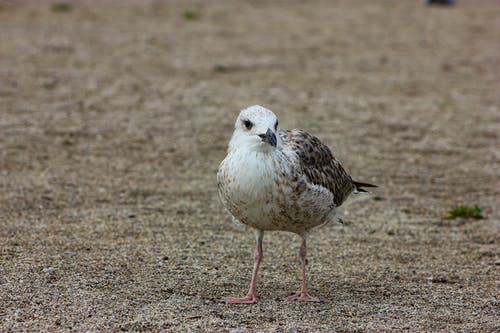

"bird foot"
[219,295,257,304]
[286,291,320,302]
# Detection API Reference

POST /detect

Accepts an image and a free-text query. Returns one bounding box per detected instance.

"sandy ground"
[1,0,499,331]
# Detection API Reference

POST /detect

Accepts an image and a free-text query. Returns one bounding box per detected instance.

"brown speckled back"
[278,129,355,207]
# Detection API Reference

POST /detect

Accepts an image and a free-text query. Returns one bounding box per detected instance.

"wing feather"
[279,129,354,206]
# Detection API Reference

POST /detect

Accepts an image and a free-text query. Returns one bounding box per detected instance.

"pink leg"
[287,236,320,302]
[221,230,264,304]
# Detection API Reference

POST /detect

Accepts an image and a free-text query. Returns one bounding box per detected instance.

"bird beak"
[258,128,277,147]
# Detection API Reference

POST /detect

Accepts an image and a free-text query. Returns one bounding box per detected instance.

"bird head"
[229,105,280,153]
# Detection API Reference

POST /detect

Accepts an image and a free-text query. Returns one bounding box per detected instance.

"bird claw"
[286,291,321,302]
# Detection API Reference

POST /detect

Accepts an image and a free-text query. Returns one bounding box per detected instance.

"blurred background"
[0,0,498,331]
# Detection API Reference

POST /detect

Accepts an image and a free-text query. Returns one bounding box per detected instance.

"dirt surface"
[1,0,499,331]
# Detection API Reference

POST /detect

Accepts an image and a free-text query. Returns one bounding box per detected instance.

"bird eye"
[243,119,253,130]
[274,120,278,131]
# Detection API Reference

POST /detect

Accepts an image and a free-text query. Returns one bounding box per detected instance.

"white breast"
[218,149,290,229]
[218,147,337,233]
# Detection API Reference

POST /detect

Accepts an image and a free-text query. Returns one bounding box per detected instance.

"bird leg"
[222,230,264,304]
[286,236,320,302]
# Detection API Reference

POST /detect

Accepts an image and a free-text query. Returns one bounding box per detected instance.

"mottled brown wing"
[279,129,355,206]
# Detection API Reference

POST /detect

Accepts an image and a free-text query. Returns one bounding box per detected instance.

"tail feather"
[353,181,377,193]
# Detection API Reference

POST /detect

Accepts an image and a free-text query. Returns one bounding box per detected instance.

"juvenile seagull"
[217,105,376,304]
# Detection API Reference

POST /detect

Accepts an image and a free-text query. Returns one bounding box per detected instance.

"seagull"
[217,105,376,304]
